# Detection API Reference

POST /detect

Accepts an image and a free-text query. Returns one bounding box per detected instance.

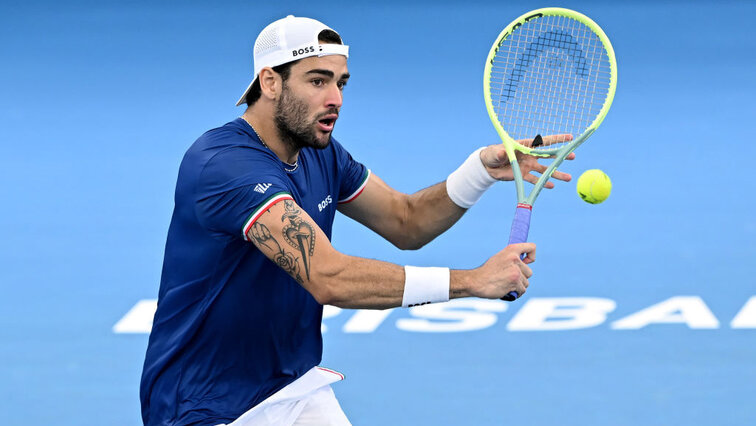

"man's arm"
[338,143,575,250]
[338,174,464,250]
[247,198,534,309]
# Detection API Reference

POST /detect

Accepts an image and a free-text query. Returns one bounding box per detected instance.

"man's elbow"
[391,225,429,250]
[390,212,428,250]
[392,236,427,251]
[306,254,347,306]
[309,284,337,306]
[309,282,354,307]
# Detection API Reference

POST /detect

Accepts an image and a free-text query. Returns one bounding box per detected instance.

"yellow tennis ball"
[577,169,612,204]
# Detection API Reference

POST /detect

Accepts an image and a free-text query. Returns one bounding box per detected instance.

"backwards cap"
[235,15,349,106]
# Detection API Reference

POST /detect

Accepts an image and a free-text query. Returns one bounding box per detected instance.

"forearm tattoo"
[247,201,317,283]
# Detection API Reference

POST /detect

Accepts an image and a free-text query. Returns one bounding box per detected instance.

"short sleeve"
[195,147,292,240]
[332,140,369,204]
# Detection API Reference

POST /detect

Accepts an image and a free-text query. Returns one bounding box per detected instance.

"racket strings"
[489,15,612,151]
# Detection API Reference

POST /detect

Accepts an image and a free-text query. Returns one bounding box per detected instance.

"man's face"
[274,54,350,150]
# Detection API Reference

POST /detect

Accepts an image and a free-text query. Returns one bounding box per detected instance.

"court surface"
[1,0,755,424]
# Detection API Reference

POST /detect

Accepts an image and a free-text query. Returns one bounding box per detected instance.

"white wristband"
[446,147,497,208]
[402,266,450,308]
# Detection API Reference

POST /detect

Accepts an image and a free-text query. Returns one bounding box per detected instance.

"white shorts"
[219,366,351,426]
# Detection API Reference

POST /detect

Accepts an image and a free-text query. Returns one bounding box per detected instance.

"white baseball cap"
[235,15,350,106]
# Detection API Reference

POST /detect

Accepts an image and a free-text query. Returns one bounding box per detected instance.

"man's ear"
[259,67,281,101]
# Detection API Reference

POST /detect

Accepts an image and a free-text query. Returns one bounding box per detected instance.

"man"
[140,15,573,426]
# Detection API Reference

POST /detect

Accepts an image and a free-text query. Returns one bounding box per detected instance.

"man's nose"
[324,83,342,109]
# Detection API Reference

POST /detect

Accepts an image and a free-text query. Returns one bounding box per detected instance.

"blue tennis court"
[2,0,755,424]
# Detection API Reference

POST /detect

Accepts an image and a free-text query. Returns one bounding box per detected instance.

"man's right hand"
[469,243,535,300]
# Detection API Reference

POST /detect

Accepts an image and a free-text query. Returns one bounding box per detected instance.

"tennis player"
[140,15,573,426]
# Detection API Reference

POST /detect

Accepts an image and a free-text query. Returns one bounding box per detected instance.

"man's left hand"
[479,134,576,189]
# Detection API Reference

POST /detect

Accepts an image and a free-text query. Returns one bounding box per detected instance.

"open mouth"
[317,114,338,132]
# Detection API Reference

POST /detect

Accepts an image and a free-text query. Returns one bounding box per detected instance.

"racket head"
[483,8,618,158]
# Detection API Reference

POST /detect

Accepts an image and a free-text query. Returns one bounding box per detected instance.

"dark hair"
[243,29,344,106]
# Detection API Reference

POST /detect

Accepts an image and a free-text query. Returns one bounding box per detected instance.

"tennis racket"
[483,8,618,301]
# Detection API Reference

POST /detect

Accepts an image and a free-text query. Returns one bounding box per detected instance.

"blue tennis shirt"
[140,118,368,426]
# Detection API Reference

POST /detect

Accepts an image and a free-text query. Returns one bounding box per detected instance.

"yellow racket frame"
[483,7,618,204]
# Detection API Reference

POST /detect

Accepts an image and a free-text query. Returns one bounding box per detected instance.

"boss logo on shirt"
[292,46,316,57]
[318,195,333,212]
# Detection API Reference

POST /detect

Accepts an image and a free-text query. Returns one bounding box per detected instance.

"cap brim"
[235,77,257,106]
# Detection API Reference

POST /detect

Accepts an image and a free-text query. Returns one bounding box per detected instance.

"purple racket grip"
[502,204,532,301]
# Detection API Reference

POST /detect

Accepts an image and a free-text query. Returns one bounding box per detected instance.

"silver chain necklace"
[240,116,299,173]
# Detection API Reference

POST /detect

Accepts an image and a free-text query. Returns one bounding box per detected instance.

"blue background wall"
[1,0,754,424]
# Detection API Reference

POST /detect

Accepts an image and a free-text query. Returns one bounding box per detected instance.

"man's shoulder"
[191,119,254,152]
[183,120,274,169]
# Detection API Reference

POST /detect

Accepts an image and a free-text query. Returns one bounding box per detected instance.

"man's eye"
[337,81,347,90]
[312,79,324,86]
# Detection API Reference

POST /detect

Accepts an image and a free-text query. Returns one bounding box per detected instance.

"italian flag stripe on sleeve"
[338,169,371,204]
[242,192,294,241]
